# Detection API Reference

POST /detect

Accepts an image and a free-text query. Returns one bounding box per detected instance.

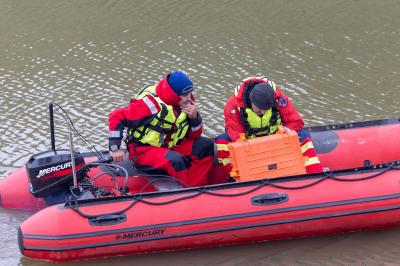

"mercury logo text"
[36,162,72,178]
[116,228,166,240]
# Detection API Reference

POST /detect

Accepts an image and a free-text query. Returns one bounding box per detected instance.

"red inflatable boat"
[19,165,400,262]
[13,118,400,262]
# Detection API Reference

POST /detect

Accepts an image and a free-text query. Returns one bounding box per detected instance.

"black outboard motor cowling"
[26,149,85,198]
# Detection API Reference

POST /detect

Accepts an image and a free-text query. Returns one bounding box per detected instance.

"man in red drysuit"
[108,71,215,187]
[215,76,323,177]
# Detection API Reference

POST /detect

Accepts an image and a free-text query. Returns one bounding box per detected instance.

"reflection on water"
[1,0,400,265]
[0,209,32,265]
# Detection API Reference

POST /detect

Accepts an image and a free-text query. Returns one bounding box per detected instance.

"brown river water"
[1,0,400,265]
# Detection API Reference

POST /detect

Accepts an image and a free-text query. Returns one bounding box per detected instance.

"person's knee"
[192,137,215,158]
[215,132,231,142]
[165,151,189,171]
[297,129,311,143]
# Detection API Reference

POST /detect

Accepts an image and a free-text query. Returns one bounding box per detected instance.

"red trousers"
[300,137,323,173]
[128,137,215,187]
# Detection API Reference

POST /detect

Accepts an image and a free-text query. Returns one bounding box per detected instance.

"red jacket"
[108,76,203,149]
[224,78,304,142]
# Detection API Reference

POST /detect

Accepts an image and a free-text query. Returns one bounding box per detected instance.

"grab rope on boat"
[66,160,400,219]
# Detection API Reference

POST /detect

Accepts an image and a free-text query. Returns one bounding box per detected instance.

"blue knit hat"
[167,71,193,96]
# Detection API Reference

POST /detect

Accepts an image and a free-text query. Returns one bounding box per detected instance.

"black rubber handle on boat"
[89,214,127,226]
[96,156,113,164]
[251,193,289,206]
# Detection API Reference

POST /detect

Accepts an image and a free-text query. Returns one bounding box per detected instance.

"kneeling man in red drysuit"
[215,76,323,177]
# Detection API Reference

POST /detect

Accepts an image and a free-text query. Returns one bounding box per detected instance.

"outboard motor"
[26,149,86,198]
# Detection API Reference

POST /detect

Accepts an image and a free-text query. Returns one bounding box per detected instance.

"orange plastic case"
[228,129,306,182]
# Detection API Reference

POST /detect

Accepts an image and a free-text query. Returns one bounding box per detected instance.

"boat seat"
[134,164,184,191]
[98,159,183,191]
